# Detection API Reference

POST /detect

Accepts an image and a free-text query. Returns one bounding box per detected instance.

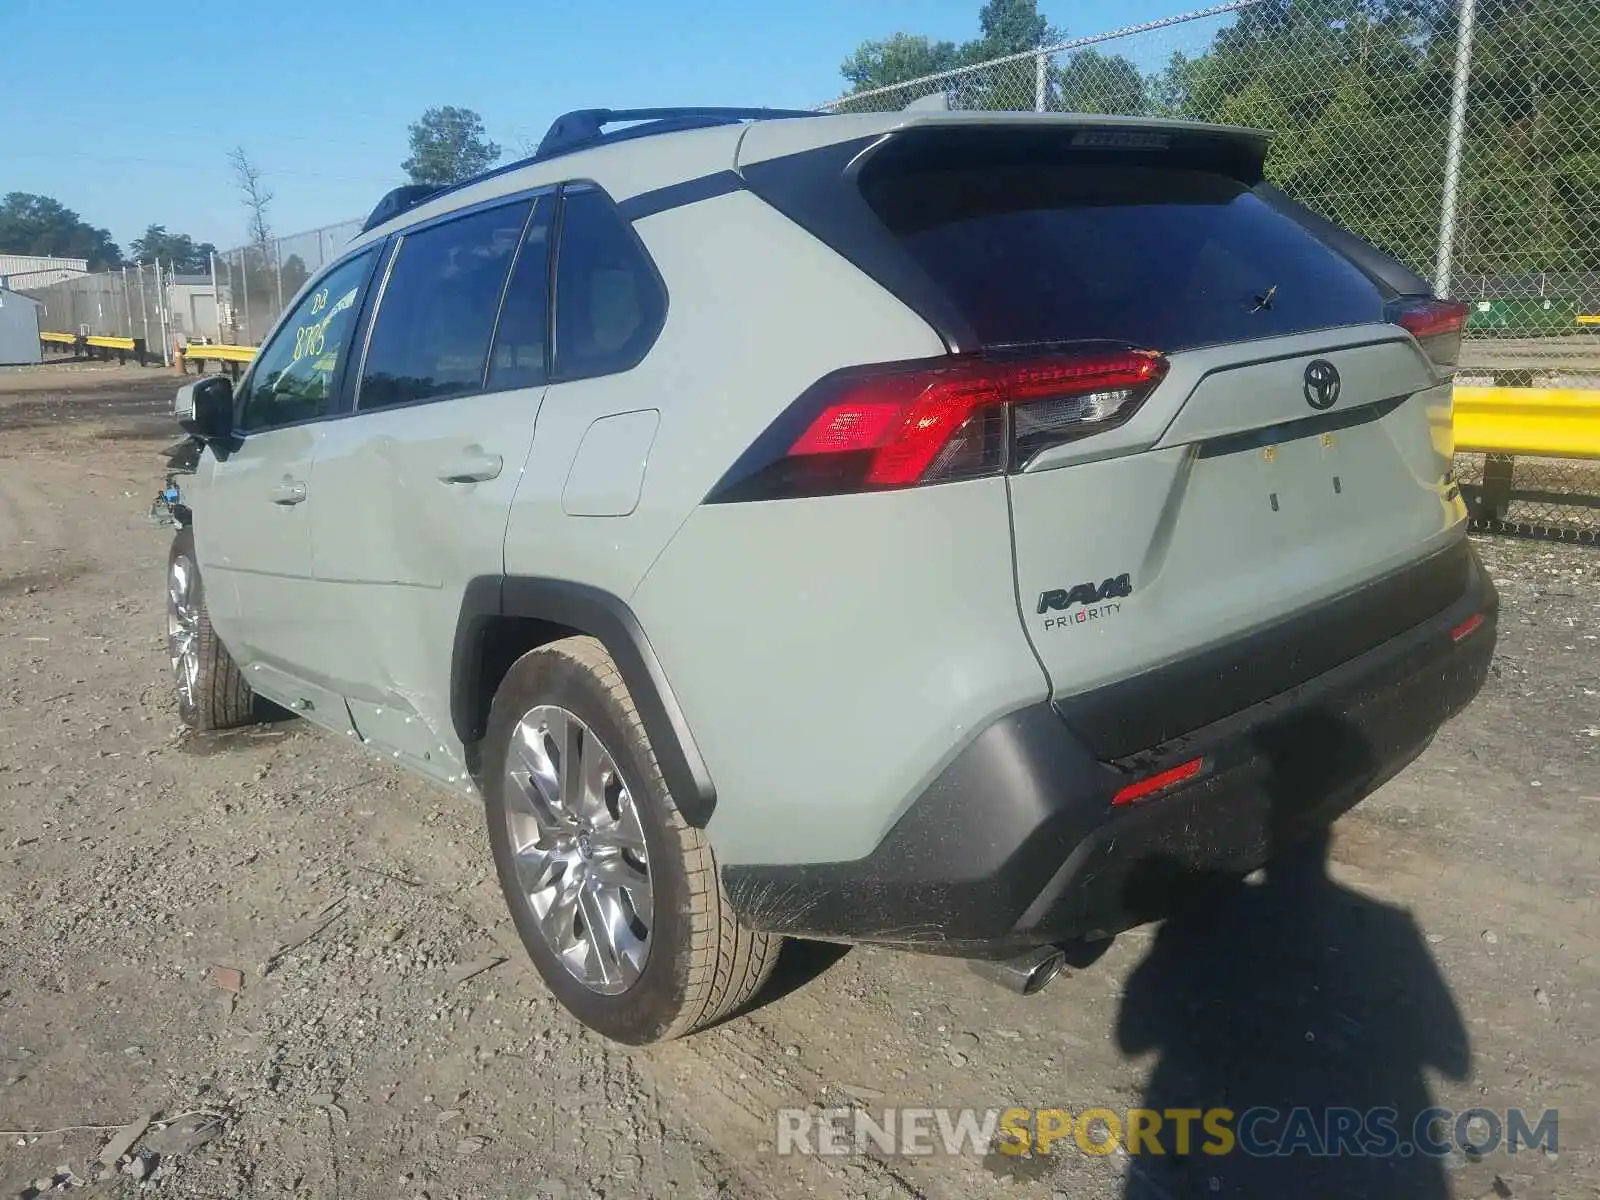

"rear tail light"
[709,349,1167,502]
[1389,297,1470,373]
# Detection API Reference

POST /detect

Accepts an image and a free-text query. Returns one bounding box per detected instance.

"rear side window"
[359,200,532,410]
[487,205,552,392]
[551,187,665,382]
[863,161,1384,352]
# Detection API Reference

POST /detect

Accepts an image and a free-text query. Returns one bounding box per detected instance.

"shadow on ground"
[1115,831,1471,1199]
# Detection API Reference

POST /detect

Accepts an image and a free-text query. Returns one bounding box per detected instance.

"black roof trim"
[535,107,819,159]
[362,107,821,236]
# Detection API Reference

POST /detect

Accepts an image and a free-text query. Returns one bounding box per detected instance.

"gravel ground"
[1,364,1596,1200]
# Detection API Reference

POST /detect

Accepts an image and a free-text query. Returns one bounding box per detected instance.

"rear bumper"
[722,539,1497,955]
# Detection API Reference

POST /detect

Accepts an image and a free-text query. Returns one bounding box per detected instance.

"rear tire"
[167,527,254,731]
[484,636,780,1043]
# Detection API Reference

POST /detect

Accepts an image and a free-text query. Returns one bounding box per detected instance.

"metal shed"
[0,287,43,365]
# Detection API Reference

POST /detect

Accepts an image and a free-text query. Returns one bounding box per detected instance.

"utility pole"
[1434,0,1479,298]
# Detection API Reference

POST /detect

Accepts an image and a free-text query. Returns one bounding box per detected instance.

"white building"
[0,254,89,291]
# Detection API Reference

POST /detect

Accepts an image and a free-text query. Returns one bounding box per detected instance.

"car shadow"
[752,938,852,1010]
[1113,715,1472,1198]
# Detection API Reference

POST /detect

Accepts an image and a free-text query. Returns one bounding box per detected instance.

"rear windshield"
[861,162,1384,353]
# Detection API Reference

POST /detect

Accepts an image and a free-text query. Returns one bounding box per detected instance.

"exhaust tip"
[1020,950,1064,995]
[969,946,1066,996]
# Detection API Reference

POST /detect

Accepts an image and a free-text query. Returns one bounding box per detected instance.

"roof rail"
[535,107,820,159]
[360,183,442,234]
[360,107,821,236]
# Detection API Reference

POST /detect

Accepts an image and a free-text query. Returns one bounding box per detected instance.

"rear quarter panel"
[503,188,946,596]
[631,482,1049,867]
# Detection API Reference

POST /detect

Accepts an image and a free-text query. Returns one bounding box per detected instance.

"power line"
[2,148,397,186]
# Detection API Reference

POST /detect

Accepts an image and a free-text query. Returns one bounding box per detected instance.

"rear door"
[307,193,551,778]
[746,120,1465,739]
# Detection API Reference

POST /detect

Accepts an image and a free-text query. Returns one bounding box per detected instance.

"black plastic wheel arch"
[452,576,716,827]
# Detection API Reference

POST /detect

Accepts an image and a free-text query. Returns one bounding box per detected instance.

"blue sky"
[2,0,1206,254]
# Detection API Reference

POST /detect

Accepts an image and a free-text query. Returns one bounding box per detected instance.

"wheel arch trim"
[452,576,717,827]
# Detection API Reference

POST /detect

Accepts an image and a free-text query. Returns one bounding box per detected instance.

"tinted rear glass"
[863,163,1383,352]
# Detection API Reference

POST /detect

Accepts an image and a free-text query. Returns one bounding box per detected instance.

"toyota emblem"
[1303,360,1341,410]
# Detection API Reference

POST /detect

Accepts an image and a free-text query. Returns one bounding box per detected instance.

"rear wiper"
[1251,284,1279,313]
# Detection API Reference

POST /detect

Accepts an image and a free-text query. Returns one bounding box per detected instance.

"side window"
[486,201,552,392]
[551,187,666,382]
[239,249,376,433]
[358,200,532,410]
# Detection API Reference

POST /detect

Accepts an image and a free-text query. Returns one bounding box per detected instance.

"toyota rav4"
[165,106,1496,1043]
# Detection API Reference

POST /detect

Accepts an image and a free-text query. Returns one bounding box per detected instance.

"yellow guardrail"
[1454,386,1600,460]
[182,343,257,363]
[1577,314,1600,327]
[41,330,150,363]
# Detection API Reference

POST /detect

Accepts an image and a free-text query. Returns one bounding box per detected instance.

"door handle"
[436,452,503,484]
[270,479,308,505]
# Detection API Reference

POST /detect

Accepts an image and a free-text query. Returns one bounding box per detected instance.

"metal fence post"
[137,264,150,348]
[209,250,219,341]
[224,253,236,341]
[1433,0,1479,298]
[274,238,284,316]
[156,260,172,366]
[1034,47,1047,112]
[241,251,252,345]
[120,266,131,338]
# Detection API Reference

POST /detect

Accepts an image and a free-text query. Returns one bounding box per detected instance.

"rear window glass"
[862,163,1383,352]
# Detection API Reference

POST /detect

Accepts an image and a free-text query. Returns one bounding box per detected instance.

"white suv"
[167,107,1496,1042]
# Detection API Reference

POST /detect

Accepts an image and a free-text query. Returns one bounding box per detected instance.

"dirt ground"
[1,363,1596,1200]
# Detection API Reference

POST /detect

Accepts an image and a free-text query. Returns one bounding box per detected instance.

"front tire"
[484,636,780,1043]
[167,527,255,730]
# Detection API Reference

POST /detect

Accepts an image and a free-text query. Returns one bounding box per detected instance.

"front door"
[195,247,379,687]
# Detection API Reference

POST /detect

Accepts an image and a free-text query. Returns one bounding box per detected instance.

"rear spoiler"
[739,111,1273,180]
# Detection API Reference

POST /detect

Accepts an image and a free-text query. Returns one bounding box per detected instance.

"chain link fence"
[24,218,366,352]
[25,263,175,354]
[822,0,1600,537]
[214,218,364,346]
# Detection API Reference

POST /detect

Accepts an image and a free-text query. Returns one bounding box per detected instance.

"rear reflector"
[1389,298,1470,373]
[1449,612,1485,643]
[1111,757,1205,807]
[709,349,1167,501]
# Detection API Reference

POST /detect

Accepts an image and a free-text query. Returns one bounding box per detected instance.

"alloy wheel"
[503,705,652,994]
[167,554,200,712]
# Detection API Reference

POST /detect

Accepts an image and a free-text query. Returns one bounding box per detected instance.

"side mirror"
[175,375,235,443]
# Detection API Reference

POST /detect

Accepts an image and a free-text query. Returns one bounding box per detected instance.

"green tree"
[129,224,218,273]
[1056,48,1147,114]
[840,33,962,94]
[836,0,1060,109]
[279,254,311,300]
[0,193,122,269]
[402,106,502,188]
[969,0,1058,58]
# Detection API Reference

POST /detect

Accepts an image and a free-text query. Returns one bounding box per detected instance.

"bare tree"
[227,146,274,250]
